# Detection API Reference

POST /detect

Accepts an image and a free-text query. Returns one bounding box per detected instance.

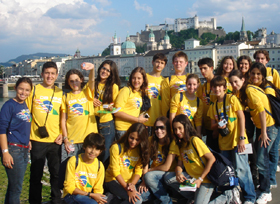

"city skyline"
[0,0,279,62]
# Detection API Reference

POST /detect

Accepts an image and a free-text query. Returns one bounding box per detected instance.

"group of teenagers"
[0,49,279,204]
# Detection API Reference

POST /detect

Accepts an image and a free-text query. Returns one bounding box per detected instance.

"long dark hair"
[216,56,237,76]
[95,60,120,104]
[172,114,200,148]
[64,69,86,90]
[150,116,172,161]
[128,67,148,97]
[237,55,252,80]
[229,69,248,107]
[114,123,149,167]
[250,62,279,95]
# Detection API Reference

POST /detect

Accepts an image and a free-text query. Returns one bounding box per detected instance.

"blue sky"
[0,0,279,62]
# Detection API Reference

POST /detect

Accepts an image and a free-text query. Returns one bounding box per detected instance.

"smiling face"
[99,63,111,82]
[155,121,167,140]
[211,85,226,98]
[250,68,263,86]
[152,59,166,73]
[41,67,58,88]
[131,72,144,91]
[255,53,268,66]
[223,59,234,75]
[173,122,185,139]
[15,82,32,103]
[173,57,188,74]
[128,132,140,149]
[229,76,245,91]
[68,74,83,92]
[186,78,198,95]
[83,145,102,161]
[239,59,250,75]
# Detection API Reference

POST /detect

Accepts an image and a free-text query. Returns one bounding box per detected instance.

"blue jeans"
[97,120,115,164]
[256,125,278,193]
[1,145,29,204]
[144,171,172,204]
[269,126,280,185]
[64,194,98,204]
[61,143,84,163]
[115,130,126,141]
[221,148,256,202]
[164,172,195,201]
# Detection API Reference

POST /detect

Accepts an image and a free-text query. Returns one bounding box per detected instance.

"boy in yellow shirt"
[145,53,167,135]
[63,133,107,204]
[208,76,256,204]
[161,51,188,117]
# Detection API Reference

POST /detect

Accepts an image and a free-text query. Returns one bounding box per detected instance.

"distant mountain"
[0,52,69,67]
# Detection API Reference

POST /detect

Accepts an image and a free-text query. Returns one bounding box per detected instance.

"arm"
[0,134,13,169]
[259,111,270,148]
[161,79,170,117]
[169,113,176,128]
[61,112,70,153]
[81,62,95,92]
[236,110,246,153]
[138,165,149,193]
[114,111,148,124]
[175,160,187,183]
[149,154,176,172]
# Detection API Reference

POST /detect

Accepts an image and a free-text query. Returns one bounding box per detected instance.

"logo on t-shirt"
[156,153,163,163]
[36,99,59,115]
[182,153,194,163]
[75,173,93,188]
[171,83,186,92]
[16,109,31,122]
[120,157,135,169]
[68,104,89,116]
[147,86,160,99]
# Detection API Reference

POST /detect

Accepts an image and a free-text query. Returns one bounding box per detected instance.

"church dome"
[121,41,136,49]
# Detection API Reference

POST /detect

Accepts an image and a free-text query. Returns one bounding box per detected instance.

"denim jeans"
[105,180,150,204]
[1,144,29,204]
[61,143,84,163]
[115,130,126,141]
[221,148,256,202]
[64,194,98,204]
[97,120,115,165]
[256,125,278,193]
[144,171,172,204]
[269,125,280,185]
[164,172,195,201]
[29,141,62,204]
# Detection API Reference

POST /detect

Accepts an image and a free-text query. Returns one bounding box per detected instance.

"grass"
[0,162,52,203]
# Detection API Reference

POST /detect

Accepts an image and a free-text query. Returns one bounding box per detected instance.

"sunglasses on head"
[155,126,165,130]
[101,67,110,73]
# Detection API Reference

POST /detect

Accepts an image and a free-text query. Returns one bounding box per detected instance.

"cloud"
[133,0,152,16]
[93,0,111,7]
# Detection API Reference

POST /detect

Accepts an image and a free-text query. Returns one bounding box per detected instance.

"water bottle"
[69,140,75,152]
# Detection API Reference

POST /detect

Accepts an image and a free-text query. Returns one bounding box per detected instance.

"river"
[0,90,16,108]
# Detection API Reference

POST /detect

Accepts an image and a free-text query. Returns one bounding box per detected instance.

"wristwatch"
[239,136,246,140]
[87,192,91,197]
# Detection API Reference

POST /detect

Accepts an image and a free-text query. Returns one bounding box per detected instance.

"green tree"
[101,46,110,56]
[136,44,146,53]
[0,66,4,78]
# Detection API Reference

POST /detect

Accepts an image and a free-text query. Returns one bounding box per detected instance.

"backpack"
[191,137,238,191]
[58,154,100,190]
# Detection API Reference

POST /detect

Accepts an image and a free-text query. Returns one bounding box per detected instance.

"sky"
[0,0,279,62]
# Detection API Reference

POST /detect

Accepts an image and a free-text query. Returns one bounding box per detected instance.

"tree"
[136,44,146,53]
[0,66,4,78]
[101,46,110,56]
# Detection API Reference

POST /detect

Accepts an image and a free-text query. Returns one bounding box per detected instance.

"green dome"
[121,41,136,49]
[149,29,155,38]
[164,31,169,40]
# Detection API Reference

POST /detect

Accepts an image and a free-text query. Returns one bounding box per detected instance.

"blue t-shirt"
[0,99,31,145]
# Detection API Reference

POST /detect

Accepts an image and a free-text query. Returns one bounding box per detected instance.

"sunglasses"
[155,126,165,131]
[101,67,110,73]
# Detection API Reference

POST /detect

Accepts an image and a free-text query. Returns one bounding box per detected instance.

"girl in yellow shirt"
[170,74,203,136]
[114,67,149,139]
[172,114,215,204]
[105,123,149,204]
[93,60,120,165]
[215,56,238,94]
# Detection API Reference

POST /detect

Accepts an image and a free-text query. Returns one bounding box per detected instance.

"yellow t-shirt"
[63,155,104,197]
[115,87,143,131]
[161,75,188,117]
[94,83,119,123]
[26,84,63,143]
[266,67,280,89]
[144,74,165,127]
[179,136,211,183]
[148,137,176,171]
[208,94,248,151]
[246,85,275,129]
[225,77,233,94]
[168,140,180,157]
[196,82,217,130]
[105,143,143,183]
[170,92,203,127]
[61,84,98,143]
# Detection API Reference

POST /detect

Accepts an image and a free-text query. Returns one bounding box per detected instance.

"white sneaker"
[256,192,272,204]
[231,187,242,204]
[270,184,277,189]
[277,165,280,173]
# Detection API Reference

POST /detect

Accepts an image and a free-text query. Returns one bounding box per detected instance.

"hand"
[90,193,107,204]
[212,129,219,139]
[126,183,136,192]
[55,134,63,145]
[193,179,202,188]
[127,189,140,204]
[176,172,187,183]
[29,141,32,151]
[237,139,246,153]
[138,114,149,124]
[3,152,14,169]
[258,131,271,148]
[138,181,148,194]
[64,140,71,153]
[93,98,102,107]
[81,62,94,71]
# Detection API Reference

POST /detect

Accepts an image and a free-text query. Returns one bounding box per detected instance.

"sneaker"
[270,184,277,189]
[256,192,272,204]
[231,187,242,204]
[277,165,280,173]
[244,202,254,204]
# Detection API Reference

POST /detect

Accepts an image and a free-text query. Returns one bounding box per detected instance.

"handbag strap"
[215,94,227,121]
[191,137,205,167]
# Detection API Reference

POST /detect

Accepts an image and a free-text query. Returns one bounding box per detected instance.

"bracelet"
[2,149,8,153]
[87,192,90,197]
[198,177,203,182]
[63,136,68,141]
